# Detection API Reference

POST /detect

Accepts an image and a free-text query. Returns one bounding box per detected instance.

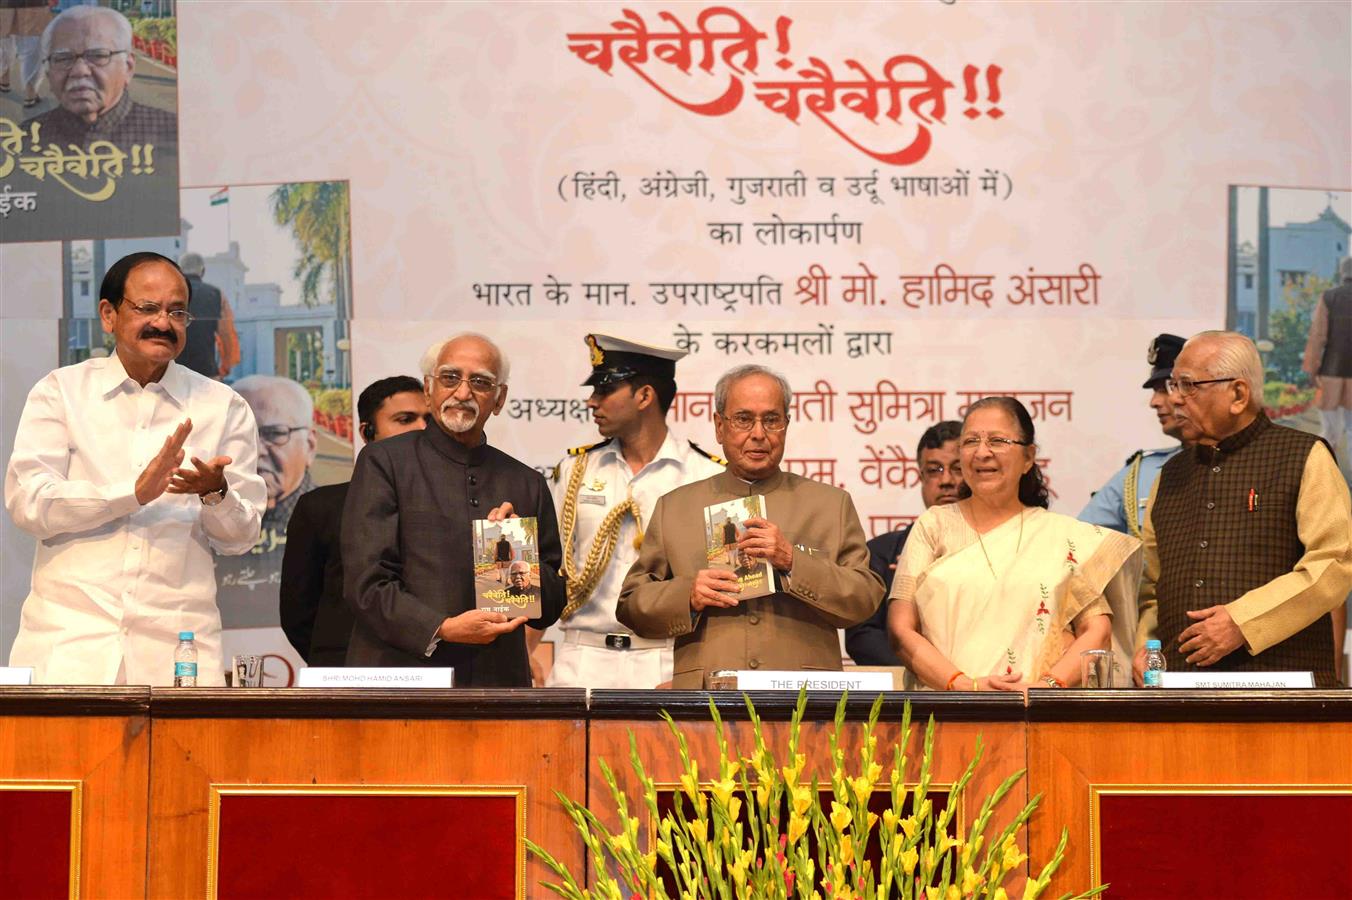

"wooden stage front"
[1,687,1348,899]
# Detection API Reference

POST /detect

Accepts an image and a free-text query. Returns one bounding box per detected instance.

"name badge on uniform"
[579,492,607,506]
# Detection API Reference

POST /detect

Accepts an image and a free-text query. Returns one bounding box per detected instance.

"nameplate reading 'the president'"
[0,667,34,686]
[732,670,895,691]
[296,668,455,688]
[1158,671,1314,689]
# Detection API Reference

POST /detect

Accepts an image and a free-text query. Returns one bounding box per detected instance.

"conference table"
[1,686,1348,898]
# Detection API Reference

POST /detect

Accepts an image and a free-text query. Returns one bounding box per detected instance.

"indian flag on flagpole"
[209,187,229,206]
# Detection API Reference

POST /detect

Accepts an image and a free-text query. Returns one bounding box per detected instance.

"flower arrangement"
[527,690,1104,900]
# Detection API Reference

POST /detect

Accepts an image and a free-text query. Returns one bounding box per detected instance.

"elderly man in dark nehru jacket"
[1138,330,1352,686]
[341,333,564,686]
[618,364,883,688]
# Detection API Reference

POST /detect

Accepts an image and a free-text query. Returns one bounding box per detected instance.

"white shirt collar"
[98,351,187,408]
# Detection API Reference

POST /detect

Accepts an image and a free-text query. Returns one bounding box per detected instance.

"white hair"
[1185,330,1264,410]
[42,6,133,63]
[232,374,314,419]
[419,332,510,384]
[713,364,792,415]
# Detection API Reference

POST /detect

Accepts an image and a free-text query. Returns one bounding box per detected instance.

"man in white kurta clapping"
[5,252,264,685]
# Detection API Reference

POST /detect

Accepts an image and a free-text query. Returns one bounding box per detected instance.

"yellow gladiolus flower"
[839,833,855,865]
[993,889,1009,900]
[688,818,707,845]
[867,811,878,831]
[1002,836,1027,871]
[1022,881,1043,900]
[925,888,940,900]
[962,867,985,893]
[781,754,806,789]
[788,811,809,844]
[643,850,657,872]
[711,778,736,807]
[899,815,920,840]
[679,769,700,802]
[730,849,752,886]
[608,832,632,854]
[792,786,812,817]
[901,846,919,876]
[851,775,872,804]
[830,801,852,833]
[882,809,899,831]
[657,839,671,859]
[945,885,960,900]
[726,796,742,827]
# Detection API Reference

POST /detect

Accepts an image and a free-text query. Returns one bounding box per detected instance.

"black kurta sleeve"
[530,476,566,629]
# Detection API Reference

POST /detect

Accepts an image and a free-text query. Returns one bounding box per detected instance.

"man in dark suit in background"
[844,420,962,665]
[279,375,426,665]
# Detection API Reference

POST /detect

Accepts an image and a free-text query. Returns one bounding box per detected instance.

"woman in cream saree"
[888,397,1142,691]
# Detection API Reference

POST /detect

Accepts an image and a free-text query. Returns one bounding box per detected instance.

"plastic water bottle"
[174,632,198,687]
[1142,638,1167,688]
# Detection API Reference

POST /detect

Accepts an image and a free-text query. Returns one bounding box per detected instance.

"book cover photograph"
[703,496,774,599]
[472,517,542,619]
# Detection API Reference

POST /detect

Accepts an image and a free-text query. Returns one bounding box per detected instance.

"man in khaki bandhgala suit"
[618,365,884,688]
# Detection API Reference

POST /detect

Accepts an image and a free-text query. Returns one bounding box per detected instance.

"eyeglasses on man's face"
[124,301,193,325]
[921,462,962,480]
[1165,376,1236,398]
[258,425,309,447]
[959,434,1030,453]
[47,49,128,70]
[432,370,500,395]
[722,412,789,433]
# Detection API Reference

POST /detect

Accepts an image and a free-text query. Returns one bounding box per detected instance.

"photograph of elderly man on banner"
[60,179,353,683]
[1,1,179,243]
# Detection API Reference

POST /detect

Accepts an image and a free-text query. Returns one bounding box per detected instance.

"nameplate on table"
[297,668,455,688]
[731,670,895,691]
[1158,671,1314,689]
[0,667,33,686]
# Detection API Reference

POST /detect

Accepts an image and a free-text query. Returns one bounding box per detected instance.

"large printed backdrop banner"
[0,2,1348,672]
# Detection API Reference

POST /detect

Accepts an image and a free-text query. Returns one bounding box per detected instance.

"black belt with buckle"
[604,633,632,650]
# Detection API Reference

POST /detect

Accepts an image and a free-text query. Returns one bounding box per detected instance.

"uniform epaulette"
[568,439,609,457]
[1122,449,1144,467]
[689,441,727,466]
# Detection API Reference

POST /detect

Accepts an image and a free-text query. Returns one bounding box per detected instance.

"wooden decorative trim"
[588,690,1027,721]
[0,779,83,899]
[0,687,149,717]
[206,783,527,899]
[1027,689,1352,722]
[149,687,589,719]
[1087,783,1352,884]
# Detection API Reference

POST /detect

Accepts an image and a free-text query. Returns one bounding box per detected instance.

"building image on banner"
[0,0,179,242]
[1227,185,1352,484]
[59,179,353,682]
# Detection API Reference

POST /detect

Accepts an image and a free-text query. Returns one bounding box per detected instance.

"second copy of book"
[472,517,542,619]
[703,495,775,599]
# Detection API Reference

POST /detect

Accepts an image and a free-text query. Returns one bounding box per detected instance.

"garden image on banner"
[1226,185,1352,485]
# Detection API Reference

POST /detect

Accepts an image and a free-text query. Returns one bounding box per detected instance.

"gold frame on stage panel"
[206,783,527,899]
[0,779,83,900]
[1087,783,1352,884]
